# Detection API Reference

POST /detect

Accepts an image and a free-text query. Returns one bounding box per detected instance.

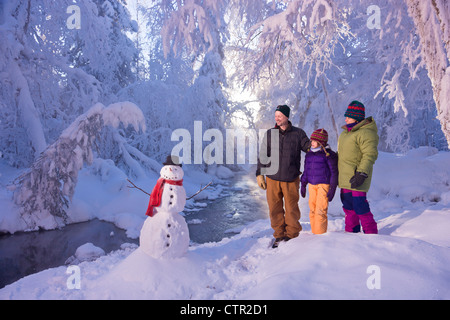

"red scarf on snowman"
[145,178,183,217]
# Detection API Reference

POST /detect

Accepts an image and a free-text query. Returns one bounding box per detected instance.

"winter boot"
[271,237,285,248]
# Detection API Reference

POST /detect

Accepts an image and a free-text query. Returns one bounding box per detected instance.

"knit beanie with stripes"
[344,100,365,122]
[310,129,328,146]
[310,129,329,156]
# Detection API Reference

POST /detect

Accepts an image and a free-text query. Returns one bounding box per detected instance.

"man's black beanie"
[275,105,290,118]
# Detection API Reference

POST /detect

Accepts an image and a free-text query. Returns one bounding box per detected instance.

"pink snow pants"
[340,189,378,234]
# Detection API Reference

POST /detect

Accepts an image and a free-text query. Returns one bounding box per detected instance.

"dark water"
[0,219,138,289]
[186,174,268,243]
[0,173,268,289]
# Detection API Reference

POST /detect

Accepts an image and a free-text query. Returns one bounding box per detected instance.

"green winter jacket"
[338,117,379,192]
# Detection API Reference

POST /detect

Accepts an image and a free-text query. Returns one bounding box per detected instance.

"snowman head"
[160,165,184,181]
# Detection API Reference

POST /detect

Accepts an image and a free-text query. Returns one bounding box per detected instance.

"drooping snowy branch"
[13,102,146,230]
[239,0,352,87]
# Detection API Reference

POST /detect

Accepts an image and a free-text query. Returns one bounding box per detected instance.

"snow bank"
[370,147,450,206]
[1,222,449,300]
[391,209,450,247]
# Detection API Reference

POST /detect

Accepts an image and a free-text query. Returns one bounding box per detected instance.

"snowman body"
[139,165,190,259]
[157,165,186,214]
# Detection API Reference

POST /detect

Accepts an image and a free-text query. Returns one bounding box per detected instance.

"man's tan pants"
[266,177,302,239]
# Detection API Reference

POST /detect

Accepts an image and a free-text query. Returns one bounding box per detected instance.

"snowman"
[139,156,190,259]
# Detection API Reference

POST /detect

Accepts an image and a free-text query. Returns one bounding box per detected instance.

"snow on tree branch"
[161,0,227,58]
[240,0,351,87]
[13,102,146,230]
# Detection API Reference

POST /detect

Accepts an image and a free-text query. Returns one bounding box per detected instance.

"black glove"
[349,172,368,189]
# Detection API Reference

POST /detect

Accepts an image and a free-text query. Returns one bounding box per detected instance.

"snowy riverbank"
[1,147,450,299]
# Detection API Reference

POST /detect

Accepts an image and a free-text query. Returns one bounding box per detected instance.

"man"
[256,105,310,248]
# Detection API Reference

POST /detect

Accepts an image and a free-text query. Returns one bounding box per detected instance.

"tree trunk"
[10,61,47,158]
[406,0,450,148]
[321,77,339,142]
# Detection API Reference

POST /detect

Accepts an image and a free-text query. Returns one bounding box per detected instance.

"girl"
[300,129,338,234]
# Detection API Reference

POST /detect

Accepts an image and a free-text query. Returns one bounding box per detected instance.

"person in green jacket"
[338,101,378,234]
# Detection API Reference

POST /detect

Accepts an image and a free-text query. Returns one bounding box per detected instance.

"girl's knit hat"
[311,128,328,146]
[310,129,329,156]
[345,100,365,122]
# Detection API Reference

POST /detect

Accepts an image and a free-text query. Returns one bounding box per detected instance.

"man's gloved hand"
[349,171,368,189]
[257,175,267,190]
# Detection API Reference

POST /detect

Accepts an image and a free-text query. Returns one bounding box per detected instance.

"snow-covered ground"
[1,147,450,299]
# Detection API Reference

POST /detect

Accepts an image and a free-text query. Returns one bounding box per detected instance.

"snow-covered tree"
[405,0,450,148]
[13,102,145,230]
[2,0,449,184]
[115,0,232,167]
[160,0,229,125]
[0,0,48,164]
[68,0,139,96]
[235,0,352,88]
[225,0,448,151]
[0,0,139,167]
[160,0,228,58]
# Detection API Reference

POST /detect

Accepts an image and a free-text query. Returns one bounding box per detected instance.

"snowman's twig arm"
[186,181,213,200]
[127,178,213,200]
[127,179,151,196]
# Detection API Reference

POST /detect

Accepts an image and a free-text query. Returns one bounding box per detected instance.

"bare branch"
[186,181,213,200]
[127,179,151,196]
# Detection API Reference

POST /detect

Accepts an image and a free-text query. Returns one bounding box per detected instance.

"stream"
[186,173,268,243]
[0,173,268,289]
